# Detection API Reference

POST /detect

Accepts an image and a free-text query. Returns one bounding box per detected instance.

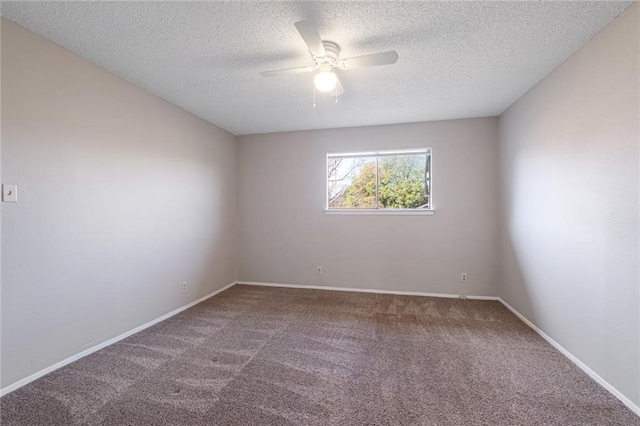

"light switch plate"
[2,184,17,203]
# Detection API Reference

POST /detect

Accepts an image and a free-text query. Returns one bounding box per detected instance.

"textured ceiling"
[1,1,633,135]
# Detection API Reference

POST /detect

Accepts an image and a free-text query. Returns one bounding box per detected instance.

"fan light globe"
[314,71,338,92]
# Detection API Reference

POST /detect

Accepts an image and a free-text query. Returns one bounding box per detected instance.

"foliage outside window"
[327,149,431,210]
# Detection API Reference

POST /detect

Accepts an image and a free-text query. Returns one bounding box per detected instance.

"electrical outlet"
[460,273,468,283]
[316,266,322,275]
[181,282,187,293]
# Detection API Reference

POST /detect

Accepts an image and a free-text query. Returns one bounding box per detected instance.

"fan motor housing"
[319,41,340,63]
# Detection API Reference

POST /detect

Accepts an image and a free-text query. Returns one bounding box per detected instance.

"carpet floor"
[1,284,638,425]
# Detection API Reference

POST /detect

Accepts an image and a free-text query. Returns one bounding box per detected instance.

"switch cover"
[2,184,17,203]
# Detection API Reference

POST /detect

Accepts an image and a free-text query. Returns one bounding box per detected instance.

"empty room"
[1,1,638,425]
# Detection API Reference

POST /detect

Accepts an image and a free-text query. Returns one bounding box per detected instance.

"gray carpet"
[1,284,638,425]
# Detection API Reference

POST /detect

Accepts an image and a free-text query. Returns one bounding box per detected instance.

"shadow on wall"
[500,231,537,324]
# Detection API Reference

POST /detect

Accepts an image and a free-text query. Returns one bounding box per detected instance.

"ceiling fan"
[260,21,399,96]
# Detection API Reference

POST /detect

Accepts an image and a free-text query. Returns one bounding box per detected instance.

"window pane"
[328,156,377,208]
[377,154,429,209]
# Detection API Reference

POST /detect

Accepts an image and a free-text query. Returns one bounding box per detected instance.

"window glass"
[327,149,431,210]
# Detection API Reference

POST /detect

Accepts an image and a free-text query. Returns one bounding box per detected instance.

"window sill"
[324,209,435,216]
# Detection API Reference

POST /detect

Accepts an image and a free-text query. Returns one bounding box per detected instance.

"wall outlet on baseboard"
[460,273,468,283]
[316,266,322,275]
[181,282,187,293]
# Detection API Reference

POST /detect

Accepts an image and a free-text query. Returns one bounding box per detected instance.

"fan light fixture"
[314,70,338,92]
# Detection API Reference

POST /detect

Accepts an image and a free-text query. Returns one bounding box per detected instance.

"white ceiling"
[1,1,632,135]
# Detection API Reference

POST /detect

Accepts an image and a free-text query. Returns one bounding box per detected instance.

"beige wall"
[238,118,500,296]
[499,3,639,406]
[1,18,238,388]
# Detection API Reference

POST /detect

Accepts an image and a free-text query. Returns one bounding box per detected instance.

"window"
[327,148,432,213]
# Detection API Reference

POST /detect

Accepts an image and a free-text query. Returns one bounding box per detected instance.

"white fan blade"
[341,51,399,69]
[260,66,315,77]
[334,75,345,96]
[294,21,326,57]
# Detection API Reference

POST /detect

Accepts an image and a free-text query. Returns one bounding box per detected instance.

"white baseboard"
[238,281,496,300]
[0,281,237,397]
[466,295,500,301]
[498,297,640,417]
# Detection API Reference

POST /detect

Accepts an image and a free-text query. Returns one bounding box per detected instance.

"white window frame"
[325,148,435,215]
